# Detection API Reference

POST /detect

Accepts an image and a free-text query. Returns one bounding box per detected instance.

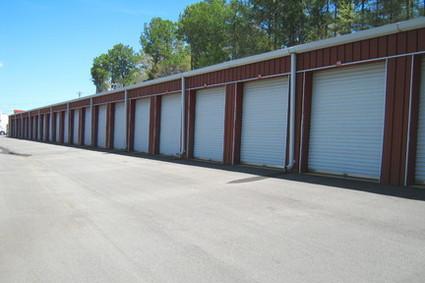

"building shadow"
[9,137,425,201]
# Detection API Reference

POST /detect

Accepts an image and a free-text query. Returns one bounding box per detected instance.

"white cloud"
[0,62,3,68]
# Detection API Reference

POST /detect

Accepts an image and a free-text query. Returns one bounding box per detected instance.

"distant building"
[0,112,8,134]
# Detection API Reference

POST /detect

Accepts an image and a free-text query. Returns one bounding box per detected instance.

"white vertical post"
[124,89,128,151]
[90,98,93,146]
[286,53,297,170]
[180,75,185,156]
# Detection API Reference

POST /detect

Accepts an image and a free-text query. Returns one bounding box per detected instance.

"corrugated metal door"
[113,102,126,150]
[73,109,80,144]
[38,116,42,140]
[84,108,92,146]
[194,87,225,161]
[49,114,53,142]
[241,77,289,167]
[134,98,150,153]
[56,113,60,142]
[97,104,107,148]
[160,93,181,156]
[308,62,386,179]
[415,58,425,184]
[64,111,69,143]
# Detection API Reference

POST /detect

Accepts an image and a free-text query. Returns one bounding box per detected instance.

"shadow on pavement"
[13,138,425,201]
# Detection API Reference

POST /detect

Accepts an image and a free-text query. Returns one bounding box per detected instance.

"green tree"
[90,44,141,93]
[248,0,306,48]
[140,17,191,79]
[179,0,230,68]
[304,0,333,41]
[336,0,356,34]
[91,54,110,93]
[227,0,272,59]
[107,44,140,88]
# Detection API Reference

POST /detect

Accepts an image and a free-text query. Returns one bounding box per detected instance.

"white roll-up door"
[56,113,60,142]
[84,107,92,146]
[415,58,425,184]
[159,93,181,156]
[44,116,48,140]
[194,87,225,161]
[49,114,53,142]
[38,116,42,140]
[134,98,150,153]
[97,105,107,148]
[64,111,69,143]
[241,77,289,167]
[113,102,126,150]
[73,109,80,144]
[308,62,386,179]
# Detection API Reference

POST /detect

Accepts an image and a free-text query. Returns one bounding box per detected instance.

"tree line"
[91,0,425,93]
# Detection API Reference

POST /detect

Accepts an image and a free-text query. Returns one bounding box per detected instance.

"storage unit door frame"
[134,98,150,153]
[415,58,425,184]
[240,77,289,168]
[193,87,226,162]
[113,102,126,150]
[97,104,107,148]
[308,62,386,179]
[159,93,181,156]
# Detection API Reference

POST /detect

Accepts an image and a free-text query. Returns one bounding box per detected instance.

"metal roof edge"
[11,17,425,117]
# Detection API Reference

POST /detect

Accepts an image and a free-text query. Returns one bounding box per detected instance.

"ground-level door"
[97,105,107,148]
[308,62,386,179]
[55,113,60,142]
[193,87,225,162]
[73,109,80,145]
[159,93,181,156]
[240,77,289,168]
[113,102,126,150]
[84,107,92,146]
[134,98,150,153]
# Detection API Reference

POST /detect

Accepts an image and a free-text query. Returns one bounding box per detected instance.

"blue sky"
[0,0,198,114]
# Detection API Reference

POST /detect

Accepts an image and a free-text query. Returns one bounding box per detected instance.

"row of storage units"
[8,18,425,187]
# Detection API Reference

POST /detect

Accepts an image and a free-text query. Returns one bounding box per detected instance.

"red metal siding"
[79,109,85,145]
[185,90,196,159]
[59,112,65,144]
[69,110,74,144]
[93,91,124,105]
[222,82,243,165]
[381,56,413,185]
[52,104,67,112]
[128,80,181,99]
[92,106,99,147]
[186,57,291,89]
[223,84,236,165]
[298,28,425,71]
[52,113,57,142]
[406,55,423,185]
[127,99,136,152]
[106,103,115,149]
[40,108,50,114]
[149,96,161,155]
[70,99,90,109]
[297,72,313,173]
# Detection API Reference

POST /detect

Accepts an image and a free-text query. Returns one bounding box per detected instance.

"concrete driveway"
[1,137,425,283]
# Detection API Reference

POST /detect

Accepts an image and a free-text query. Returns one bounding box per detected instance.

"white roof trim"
[13,17,425,116]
